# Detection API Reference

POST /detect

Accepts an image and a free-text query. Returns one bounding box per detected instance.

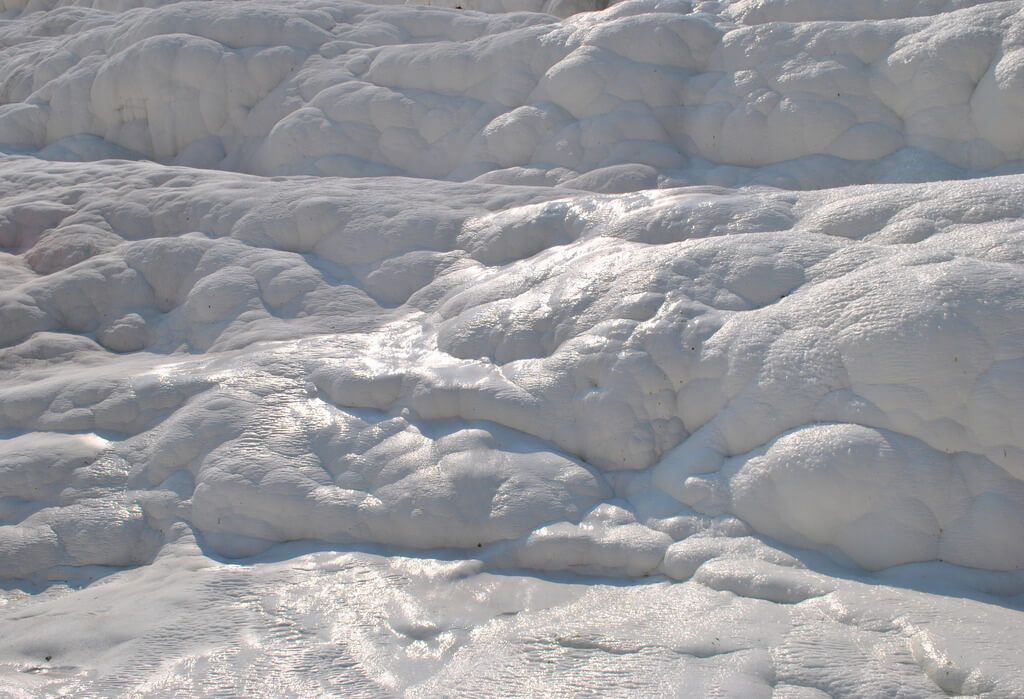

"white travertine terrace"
[1,0,1023,695]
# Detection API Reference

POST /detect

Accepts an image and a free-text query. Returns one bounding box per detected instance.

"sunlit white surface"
[1,0,1024,694]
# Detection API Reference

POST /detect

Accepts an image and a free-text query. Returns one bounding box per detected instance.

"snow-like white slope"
[3,156,1024,575]
[1,0,1023,695]
[1,153,1023,693]
[2,544,1023,697]
[3,0,1024,186]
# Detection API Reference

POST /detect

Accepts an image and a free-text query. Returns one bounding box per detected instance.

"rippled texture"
[1,0,1023,695]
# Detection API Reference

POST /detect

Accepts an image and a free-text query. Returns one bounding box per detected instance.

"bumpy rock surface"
[1,0,1023,695]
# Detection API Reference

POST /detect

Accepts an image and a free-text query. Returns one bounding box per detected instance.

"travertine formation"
[1,0,1023,695]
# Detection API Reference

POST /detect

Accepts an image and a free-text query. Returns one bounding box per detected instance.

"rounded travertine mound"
[725,425,1024,570]
[1,0,1024,582]
[2,1,1024,694]
[0,154,1022,578]
[2,0,1024,187]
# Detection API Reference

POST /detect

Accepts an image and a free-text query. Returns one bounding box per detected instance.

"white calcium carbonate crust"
[1,0,1024,694]
[0,154,1021,578]
[3,0,1024,186]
